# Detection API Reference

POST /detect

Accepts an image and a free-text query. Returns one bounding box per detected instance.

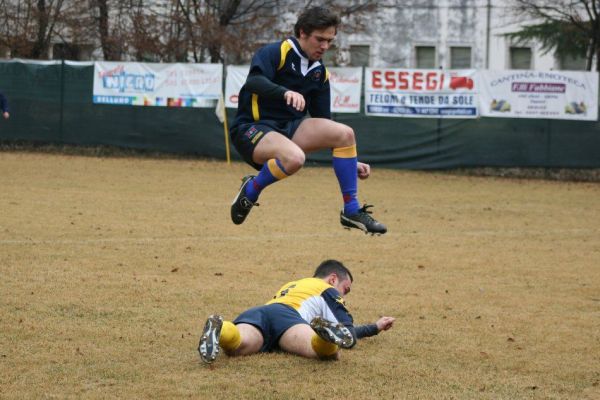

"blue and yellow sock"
[333,145,360,216]
[245,159,289,202]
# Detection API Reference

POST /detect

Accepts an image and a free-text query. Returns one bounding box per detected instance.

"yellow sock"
[311,334,338,357]
[220,321,241,351]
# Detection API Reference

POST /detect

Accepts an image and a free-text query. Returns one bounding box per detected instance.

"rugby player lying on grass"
[198,260,394,362]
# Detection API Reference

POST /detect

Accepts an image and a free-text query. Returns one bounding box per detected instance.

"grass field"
[1,151,599,399]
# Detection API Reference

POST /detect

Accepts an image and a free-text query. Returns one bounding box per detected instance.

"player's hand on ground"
[357,162,370,180]
[284,91,305,111]
[376,316,395,332]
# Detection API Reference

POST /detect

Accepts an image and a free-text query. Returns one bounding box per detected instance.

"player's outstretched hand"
[357,162,370,180]
[284,90,305,111]
[376,316,395,332]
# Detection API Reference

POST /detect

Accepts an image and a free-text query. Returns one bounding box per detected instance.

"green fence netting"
[1,60,599,169]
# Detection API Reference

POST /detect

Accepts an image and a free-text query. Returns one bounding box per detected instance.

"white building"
[2,0,590,71]
[317,0,590,71]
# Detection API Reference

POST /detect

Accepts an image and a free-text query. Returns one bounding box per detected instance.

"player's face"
[299,26,336,61]
[333,275,352,297]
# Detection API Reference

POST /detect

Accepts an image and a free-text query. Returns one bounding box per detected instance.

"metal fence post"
[59,59,65,141]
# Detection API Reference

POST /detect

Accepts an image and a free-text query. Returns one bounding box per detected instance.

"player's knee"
[282,151,305,174]
[338,125,355,146]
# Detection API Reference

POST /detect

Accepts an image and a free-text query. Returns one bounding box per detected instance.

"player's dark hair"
[313,259,353,282]
[294,6,340,37]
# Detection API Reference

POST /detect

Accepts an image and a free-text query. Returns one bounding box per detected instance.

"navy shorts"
[233,303,308,352]
[230,118,305,170]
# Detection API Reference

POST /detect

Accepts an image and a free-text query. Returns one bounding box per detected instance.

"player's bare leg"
[231,132,304,225]
[198,317,264,364]
[293,118,387,234]
[278,323,339,360]
[224,323,264,356]
[252,131,305,173]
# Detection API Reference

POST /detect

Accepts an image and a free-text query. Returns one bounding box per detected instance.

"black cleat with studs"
[198,314,224,364]
[340,204,387,235]
[230,175,258,225]
[310,316,355,349]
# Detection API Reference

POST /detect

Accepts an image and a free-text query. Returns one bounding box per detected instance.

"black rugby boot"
[310,316,355,349]
[230,175,258,225]
[198,314,223,364]
[340,204,387,235]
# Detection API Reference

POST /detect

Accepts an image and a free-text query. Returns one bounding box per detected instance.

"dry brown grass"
[0,151,599,399]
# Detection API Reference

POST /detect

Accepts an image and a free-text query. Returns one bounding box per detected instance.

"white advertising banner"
[93,62,222,107]
[225,65,250,108]
[329,67,362,113]
[225,65,362,113]
[479,70,598,120]
[364,68,478,118]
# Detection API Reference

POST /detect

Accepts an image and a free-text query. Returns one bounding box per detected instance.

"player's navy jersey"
[232,37,331,127]
[266,277,353,328]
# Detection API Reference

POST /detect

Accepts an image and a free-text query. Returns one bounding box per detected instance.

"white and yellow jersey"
[266,277,353,326]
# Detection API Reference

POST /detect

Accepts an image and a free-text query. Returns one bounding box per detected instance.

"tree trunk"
[208,42,221,63]
[30,0,49,58]
[209,0,242,63]
[96,0,117,60]
[587,38,595,70]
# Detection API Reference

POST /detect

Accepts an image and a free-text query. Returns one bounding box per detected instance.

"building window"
[510,47,532,69]
[415,46,436,69]
[349,45,370,67]
[450,46,471,69]
[559,53,587,70]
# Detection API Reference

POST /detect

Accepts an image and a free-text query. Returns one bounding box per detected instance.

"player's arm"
[244,44,305,111]
[354,323,378,338]
[244,73,287,100]
[244,43,284,98]
[244,73,305,112]
[357,162,370,180]
[322,288,395,345]
[355,317,395,339]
